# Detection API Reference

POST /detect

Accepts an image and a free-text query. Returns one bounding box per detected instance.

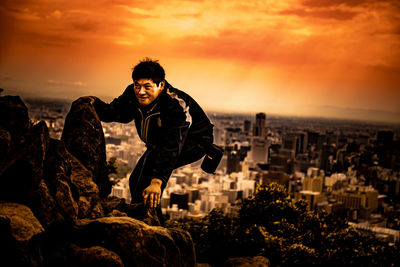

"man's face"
[133,78,164,106]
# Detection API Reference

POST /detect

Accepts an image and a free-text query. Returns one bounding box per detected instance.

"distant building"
[170,192,189,210]
[303,176,324,193]
[251,137,269,163]
[331,185,379,212]
[295,191,327,210]
[213,127,226,146]
[244,120,251,135]
[227,150,241,174]
[283,132,306,155]
[307,131,319,150]
[319,144,337,174]
[253,113,266,137]
[260,170,290,187]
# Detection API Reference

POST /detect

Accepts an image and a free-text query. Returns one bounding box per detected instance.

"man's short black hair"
[132,58,165,86]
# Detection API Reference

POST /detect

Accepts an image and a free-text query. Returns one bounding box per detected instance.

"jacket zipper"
[138,109,145,141]
[138,107,160,143]
[143,112,160,143]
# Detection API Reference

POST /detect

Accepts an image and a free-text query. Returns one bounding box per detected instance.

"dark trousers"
[129,142,207,224]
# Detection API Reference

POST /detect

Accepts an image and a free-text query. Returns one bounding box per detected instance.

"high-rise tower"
[254,112,266,137]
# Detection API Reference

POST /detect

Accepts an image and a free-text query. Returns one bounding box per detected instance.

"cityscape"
[26,97,400,245]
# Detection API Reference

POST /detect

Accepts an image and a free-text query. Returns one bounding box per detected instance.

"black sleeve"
[93,85,136,123]
[150,99,192,186]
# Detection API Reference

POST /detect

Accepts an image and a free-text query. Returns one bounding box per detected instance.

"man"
[84,58,219,218]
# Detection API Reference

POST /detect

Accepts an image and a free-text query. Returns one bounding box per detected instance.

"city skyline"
[1,0,400,123]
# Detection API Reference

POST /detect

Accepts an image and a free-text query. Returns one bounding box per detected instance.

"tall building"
[251,137,269,163]
[283,132,306,155]
[244,120,251,135]
[213,127,226,146]
[227,150,241,174]
[253,113,266,137]
[307,131,319,149]
[319,144,337,174]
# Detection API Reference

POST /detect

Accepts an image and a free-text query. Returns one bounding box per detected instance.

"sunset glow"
[1,0,399,122]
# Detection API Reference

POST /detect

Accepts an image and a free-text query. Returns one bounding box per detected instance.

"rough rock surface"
[0,202,44,267]
[62,97,111,198]
[0,95,195,267]
[224,256,270,267]
[74,216,196,267]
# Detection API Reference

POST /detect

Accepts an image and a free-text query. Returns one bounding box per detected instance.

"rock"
[0,95,197,267]
[0,128,11,168]
[44,138,104,220]
[47,243,125,267]
[0,121,49,203]
[107,209,128,217]
[71,245,125,267]
[0,95,30,141]
[54,179,79,223]
[0,202,44,267]
[62,97,111,198]
[75,216,196,267]
[68,151,104,218]
[102,196,161,226]
[29,179,65,228]
[224,256,270,267]
[102,196,127,214]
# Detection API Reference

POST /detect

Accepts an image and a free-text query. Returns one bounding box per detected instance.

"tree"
[167,183,399,266]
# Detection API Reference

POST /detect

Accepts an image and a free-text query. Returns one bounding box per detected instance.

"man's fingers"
[149,193,154,208]
[155,194,159,208]
[143,192,148,206]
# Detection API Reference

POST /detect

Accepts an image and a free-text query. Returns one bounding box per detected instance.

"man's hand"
[143,178,162,208]
[81,96,96,105]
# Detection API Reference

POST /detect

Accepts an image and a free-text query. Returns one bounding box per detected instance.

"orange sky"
[1,0,399,123]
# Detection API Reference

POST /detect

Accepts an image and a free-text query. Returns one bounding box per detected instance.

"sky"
[1,0,399,123]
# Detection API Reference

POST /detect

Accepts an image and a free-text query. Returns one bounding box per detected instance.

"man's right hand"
[81,96,96,105]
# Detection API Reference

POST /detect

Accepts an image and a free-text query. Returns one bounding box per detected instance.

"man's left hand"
[143,178,162,208]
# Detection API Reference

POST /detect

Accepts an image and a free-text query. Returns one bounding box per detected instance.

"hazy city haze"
[1,0,399,123]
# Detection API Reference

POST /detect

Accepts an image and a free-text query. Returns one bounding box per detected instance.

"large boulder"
[48,243,124,267]
[0,202,44,267]
[70,245,125,267]
[62,97,111,198]
[74,216,196,267]
[0,95,30,141]
[0,121,49,204]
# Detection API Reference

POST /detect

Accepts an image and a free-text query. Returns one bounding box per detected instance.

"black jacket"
[93,81,213,184]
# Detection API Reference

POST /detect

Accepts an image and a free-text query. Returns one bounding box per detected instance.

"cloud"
[280,8,358,20]
[302,0,368,8]
[119,6,156,18]
[47,79,87,87]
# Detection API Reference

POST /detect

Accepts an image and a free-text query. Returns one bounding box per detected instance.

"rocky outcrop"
[72,216,196,267]
[0,95,195,266]
[62,97,111,198]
